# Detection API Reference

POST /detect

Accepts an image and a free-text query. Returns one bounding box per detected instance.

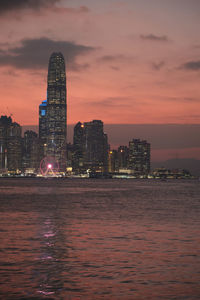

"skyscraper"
[39,52,67,172]
[72,120,108,173]
[22,130,39,173]
[39,99,47,159]
[128,139,150,176]
[73,122,85,173]
[108,146,129,173]
[0,116,12,172]
[0,116,22,174]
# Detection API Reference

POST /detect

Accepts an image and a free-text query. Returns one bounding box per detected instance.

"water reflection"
[34,208,67,298]
[0,179,200,299]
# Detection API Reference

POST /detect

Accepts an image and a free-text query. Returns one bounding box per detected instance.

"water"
[0,178,200,299]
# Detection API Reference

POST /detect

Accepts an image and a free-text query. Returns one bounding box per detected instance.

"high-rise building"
[73,122,85,173]
[84,120,108,172]
[117,145,129,172]
[22,130,39,173]
[128,139,150,176]
[66,143,75,173]
[108,149,118,173]
[72,120,108,173]
[39,52,67,172]
[0,116,12,172]
[39,99,47,159]
[7,122,22,173]
[108,146,129,173]
[0,116,22,174]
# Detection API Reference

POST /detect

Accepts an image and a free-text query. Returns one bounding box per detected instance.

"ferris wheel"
[40,156,59,177]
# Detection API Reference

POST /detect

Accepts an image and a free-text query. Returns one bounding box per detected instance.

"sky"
[0,0,200,161]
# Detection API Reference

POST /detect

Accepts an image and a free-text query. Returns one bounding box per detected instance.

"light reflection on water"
[0,178,200,299]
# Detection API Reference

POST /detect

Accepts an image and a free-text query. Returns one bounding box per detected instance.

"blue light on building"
[41,110,46,116]
[40,100,47,107]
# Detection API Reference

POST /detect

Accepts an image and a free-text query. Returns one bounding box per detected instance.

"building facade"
[39,99,47,159]
[128,139,150,176]
[73,120,108,173]
[39,52,67,172]
[0,116,22,174]
[108,149,118,173]
[22,130,39,173]
[108,146,129,173]
[73,122,85,173]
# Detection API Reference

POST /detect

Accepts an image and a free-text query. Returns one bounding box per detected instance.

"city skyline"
[0,0,199,164]
[0,51,152,177]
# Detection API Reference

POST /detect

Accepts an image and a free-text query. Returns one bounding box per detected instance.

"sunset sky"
[0,0,200,161]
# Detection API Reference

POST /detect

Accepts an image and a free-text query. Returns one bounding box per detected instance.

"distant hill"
[152,159,200,177]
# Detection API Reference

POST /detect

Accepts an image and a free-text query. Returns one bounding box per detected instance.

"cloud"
[183,97,200,102]
[110,66,120,71]
[85,97,137,108]
[98,55,125,62]
[152,61,165,70]
[158,96,200,103]
[181,60,200,71]
[98,54,132,63]
[193,44,200,49]
[98,55,128,71]
[61,6,90,14]
[0,0,89,17]
[97,54,134,70]
[0,37,95,71]
[140,34,170,42]
[0,0,59,14]
[3,69,18,77]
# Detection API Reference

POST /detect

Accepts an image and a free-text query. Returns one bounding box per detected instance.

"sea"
[0,178,200,300]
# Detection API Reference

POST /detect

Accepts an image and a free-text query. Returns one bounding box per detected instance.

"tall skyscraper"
[128,139,150,176]
[83,120,108,172]
[118,146,129,170]
[73,120,108,173]
[73,122,85,173]
[39,52,67,172]
[22,130,39,173]
[39,99,47,159]
[0,116,22,174]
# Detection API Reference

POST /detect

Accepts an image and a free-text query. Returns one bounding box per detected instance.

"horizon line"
[22,123,200,126]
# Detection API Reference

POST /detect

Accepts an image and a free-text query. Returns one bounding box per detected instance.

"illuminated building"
[45,52,67,172]
[152,168,192,179]
[73,122,85,173]
[108,150,118,173]
[72,120,108,173]
[83,120,108,173]
[7,122,22,173]
[128,139,150,176]
[66,143,75,173]
[39,99,47,159]
[108,146,129,173]
[22,130,39,173]
[118,146,129,170]
[0,116,12,172]
[0,116,22,174]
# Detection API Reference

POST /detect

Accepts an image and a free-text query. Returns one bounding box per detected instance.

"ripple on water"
[0,179,200,299]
